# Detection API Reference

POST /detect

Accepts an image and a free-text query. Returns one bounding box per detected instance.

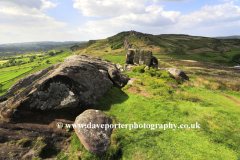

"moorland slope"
[0,31,240,159]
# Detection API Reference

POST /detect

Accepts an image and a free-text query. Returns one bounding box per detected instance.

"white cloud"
[41,0,58,10]
[0,0,68,44]
[73,0,148,17]
[0,1,66,31]
[0,0,43,9]
[179,2,240,28]
[72,2,180,35]
[153,0,191,2]
[69,1,240,40]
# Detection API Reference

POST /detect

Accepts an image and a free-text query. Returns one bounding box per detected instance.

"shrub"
[142,75,165,89]
[145,67,170,78]
[231,53,240,64]
[131,65,146,73]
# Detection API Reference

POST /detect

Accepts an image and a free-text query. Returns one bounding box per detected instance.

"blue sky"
[0,0,240,44]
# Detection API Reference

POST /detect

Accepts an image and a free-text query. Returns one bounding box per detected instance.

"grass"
[100,54,126,67]
[1,31,240,159]
[100,51,127,66]
[57,66,240,159]
[168,50,240,66]
[0,67,33,84]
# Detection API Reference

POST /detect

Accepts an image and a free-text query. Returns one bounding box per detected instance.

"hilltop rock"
[130,30,152,42]
[123,37,132,50]
[74,109,113,155]
[124,49,158,70]
[0,55,130,120]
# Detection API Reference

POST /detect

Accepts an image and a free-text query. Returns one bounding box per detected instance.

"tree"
[46,60,50,64]
[49,51,54,56]
[232,54,240,64]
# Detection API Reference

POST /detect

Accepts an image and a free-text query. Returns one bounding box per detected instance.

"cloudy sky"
[0,0,240,44]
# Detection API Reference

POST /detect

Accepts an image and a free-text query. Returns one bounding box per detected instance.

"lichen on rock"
[30,82,70,110]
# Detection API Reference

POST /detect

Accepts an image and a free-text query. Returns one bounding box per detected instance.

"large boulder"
[167,68,189,80]
[74,109,113,155]
[0,55,130,120]
[124,64,135,72]
[150,56,158,68]
[125,49,158,69]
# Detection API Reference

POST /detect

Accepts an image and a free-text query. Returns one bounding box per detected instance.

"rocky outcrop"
[130,30,152,42]
[123,49,158,71]
[123,37,132,50]
[74,109,113,155]
[0,55,130,120]
[124,64,135,72]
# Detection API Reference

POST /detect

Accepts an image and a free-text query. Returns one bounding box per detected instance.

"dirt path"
[220,93,240,106]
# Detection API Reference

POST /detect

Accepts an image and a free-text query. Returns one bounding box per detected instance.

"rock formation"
[129,30,152,42]
[124,49,158,71]
[74,109,113,155]
[123,37,132,50]
[0,55,130,120]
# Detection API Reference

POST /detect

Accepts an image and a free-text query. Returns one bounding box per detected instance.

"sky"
[0,0,240,44]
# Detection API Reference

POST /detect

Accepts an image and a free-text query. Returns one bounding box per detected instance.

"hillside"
[215,35,240,39]
[71,30,240,66]
[0,41,87,57]
[0,31,240,160]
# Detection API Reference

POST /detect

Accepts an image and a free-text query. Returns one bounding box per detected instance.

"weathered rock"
[139,49,152,66]
[65,55,130,87]
[130,30,152,42]
[123,37,132,50]
[150,56,158,68]
[167,68,189,80]
[0,55,130,120]
[124,64,135,72]
[74,109,113,155]
[116,63,124,71]
[99,69,109,78]
[125,49,158,69]
[1,108,13,119]
[158,67,168,71]
[125,49,135,64]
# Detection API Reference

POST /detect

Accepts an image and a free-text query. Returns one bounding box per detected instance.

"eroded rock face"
[0,55,130,120]
[74,109,113,155]
[123,37,132,50]
[125,49,158,68]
